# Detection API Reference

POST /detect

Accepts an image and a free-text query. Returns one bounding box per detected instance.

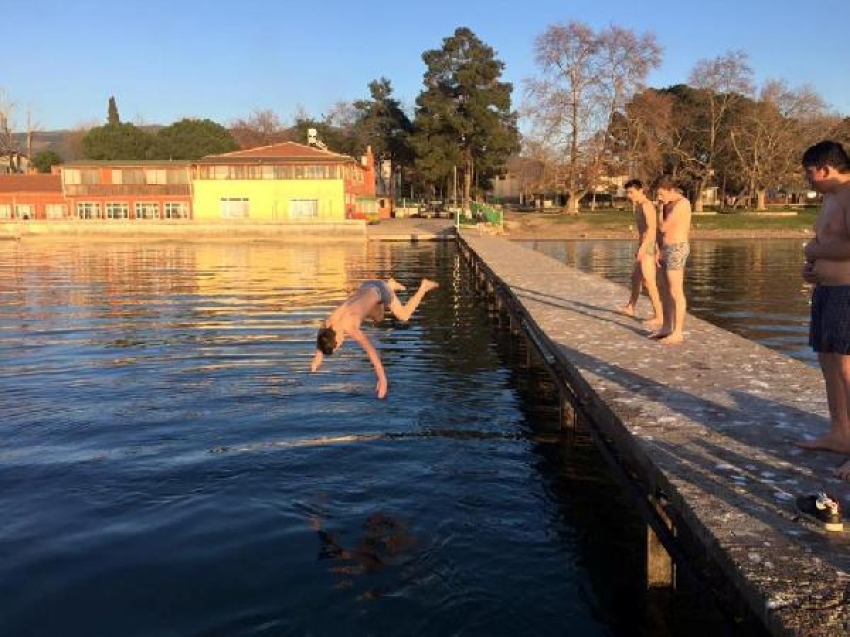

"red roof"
[197,141,354,163]
[0,174,62,193]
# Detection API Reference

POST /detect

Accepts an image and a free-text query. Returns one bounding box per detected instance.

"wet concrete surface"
[461,231,850,637]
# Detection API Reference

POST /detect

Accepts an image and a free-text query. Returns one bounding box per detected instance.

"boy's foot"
[796,433,850,454]
[795,492,844,532]
[387,277,407,291]
[647,330,671,340]
[420,279,440,293]
[658,333,684,345]
[615,304,635,317]
[642,318,663,329]
[835,460,850,482]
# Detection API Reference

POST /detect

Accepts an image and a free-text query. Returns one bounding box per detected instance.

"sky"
[3,0,849,132]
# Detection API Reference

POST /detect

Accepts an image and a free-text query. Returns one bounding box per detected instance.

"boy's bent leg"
[798,352,850,452]
[639,256,663,328]
[388,278,439,322]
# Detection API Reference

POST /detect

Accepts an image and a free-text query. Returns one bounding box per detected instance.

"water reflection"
[0,240,753,636]
[523,239,814,364]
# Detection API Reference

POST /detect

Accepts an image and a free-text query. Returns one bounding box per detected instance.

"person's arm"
[349,326,388,399]
[659,199,691,235]
[637,201,657,259]
[311,350,324,372]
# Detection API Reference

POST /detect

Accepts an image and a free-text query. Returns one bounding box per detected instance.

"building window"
[0,204,12,219]
[167,169,188,184]
[112,169,123,184]
[77,202,101,219]
[135,202,160,219]
[145,169,167,185]
[14,204,34,219]
[63,169,81,185]
[105,202,129,219]
[220,198,249,219]
[81,169,101,185]
[45,204,68,219]
[123,169,145,185]
[290,199,318,218]
[164,202,189,219]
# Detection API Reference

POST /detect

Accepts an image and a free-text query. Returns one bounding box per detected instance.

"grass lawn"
[513,207,818,233]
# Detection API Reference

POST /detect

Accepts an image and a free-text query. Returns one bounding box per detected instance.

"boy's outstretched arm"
[349,327,387,399]
[311,350,324,372]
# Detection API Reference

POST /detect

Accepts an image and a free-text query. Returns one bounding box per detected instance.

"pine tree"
[108,96,120,125]
[412,27,519,209]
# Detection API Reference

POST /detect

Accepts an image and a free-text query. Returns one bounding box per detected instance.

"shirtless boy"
[796,141,850,481]
[310,277,439,399]
[617,179,663,329]
[651,175,692,345]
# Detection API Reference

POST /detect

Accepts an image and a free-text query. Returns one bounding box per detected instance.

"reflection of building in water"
[190,243,367,301]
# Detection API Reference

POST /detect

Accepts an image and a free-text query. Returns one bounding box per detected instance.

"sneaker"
[796,492,844,532]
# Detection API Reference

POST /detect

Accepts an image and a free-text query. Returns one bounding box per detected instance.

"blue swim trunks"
[361,280,394,305]
[809,285,850,354]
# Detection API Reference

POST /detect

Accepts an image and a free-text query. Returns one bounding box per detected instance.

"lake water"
[0,239,773,636]
[524,239,814,364]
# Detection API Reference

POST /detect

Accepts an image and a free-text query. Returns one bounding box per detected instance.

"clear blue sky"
[5,0,848,131]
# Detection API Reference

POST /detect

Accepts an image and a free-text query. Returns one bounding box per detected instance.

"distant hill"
[10,125,165,160]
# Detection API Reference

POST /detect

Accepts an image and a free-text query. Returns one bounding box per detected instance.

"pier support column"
[646,497,676,588]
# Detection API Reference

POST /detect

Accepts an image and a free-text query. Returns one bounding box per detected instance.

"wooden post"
[646,524,675,588]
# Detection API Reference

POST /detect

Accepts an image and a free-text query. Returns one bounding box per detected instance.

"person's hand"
[803,239,819,260]
[376,376,388,399]
[802,261,818,284]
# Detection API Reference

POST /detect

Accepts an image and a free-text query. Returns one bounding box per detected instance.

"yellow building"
[191,142,376,221]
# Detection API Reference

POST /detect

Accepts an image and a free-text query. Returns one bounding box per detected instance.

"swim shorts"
[662,242,690,270]
[362,280,394,305]
[809,285,850,354]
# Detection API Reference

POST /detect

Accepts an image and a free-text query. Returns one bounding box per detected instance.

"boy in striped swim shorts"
[311,277,439,399]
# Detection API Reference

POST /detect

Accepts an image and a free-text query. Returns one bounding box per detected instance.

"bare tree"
[729,81,827,209]
[0,89,21,172]
[229,108,289,149]
[60,120,99,161]
[524,22,660,213]
[683,51,753,210]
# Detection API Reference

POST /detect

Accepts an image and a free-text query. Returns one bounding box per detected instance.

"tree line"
[3,23,849,212]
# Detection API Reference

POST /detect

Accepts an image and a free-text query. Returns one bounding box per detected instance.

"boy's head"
[652,175,678,203]
[802,141,850,192]
[624,178,645,202]
[316,326,337,356]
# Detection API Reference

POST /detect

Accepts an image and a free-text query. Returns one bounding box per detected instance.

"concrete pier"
[460,231,850,637]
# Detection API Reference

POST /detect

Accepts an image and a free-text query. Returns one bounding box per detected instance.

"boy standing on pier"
[310,277,439,399]
[617,179,664,329]
[798,141,850,480]
[650,175,692,345]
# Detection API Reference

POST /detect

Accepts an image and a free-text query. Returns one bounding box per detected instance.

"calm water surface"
[524,239,814,364]
[0,240,757,636]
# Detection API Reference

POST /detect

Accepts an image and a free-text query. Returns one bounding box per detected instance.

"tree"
[0,89,22,172]
[108,96,120,125]
[728,81,827,209]
[229,108,290,149]
[82,122,153,159]
[681,51,753,210]
[148,118,238,159]
[524,22,661,213]
[350,78,414,196]
[412,27,519,209]
[32,150,63,173]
